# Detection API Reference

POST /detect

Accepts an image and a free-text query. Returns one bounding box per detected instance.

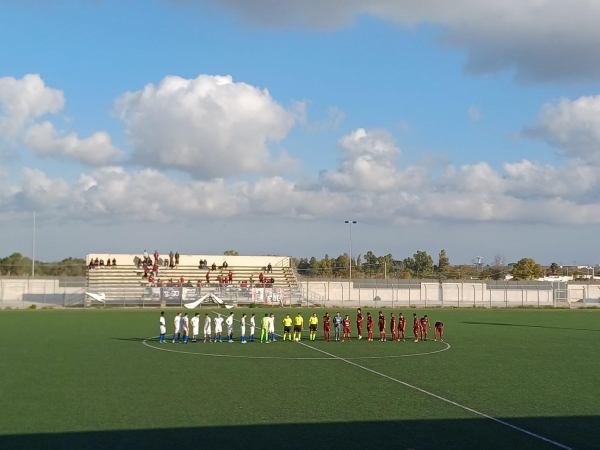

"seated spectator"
[241,280,248,291]
[179,276,185,284]
[267,263,272,273]
[99,259,105,267]
[112,258,116,267]
[157,278,163,287]
[203,259,208,269]
[211,262,217,271]
[148,274,154,284]
[175,252,180,266]
[143,263,149,279]
[259,272,264,283]
[168,278,174,286]
[137,258,142,269]
[228,271,233,282]
[217,275,222,284]
[154,250,159,262]
[198,259,203,269]
[249,275,254,285]
[169,251,174,267]
[206,271,210,282]
[270,277,275,284]
[152,262,158,278]
[196,280,202,288]
[106,259,111,267]
[222,260,228,269]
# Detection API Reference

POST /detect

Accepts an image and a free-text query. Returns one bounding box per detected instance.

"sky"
[1,0,600,265]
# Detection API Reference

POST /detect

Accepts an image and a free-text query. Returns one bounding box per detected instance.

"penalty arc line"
[297,341,573,450]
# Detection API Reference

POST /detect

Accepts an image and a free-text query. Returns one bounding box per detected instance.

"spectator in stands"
[88,259,94,270]
[99,259,105,267]
[270,277,275,284]
[267,263,272,273]
[112,258,116,267]
[249,275,254,286]
[211,262,217,271]
[169,251,174,267]
[106,259,111,267]
[94,258,99,267]
[143,262,149,279]
[168,278,174,286]
[241,280,248,292]
[198,259,203,269]
[154,250,159,262]
[203,259,208,269]
[217,275,222,284]
[157,278,163,287]
[175,252,180,266]
[152,261,158,278]
[259,272,264,283]
[228,270,233,282]
[223,260,229,269]
[179,276,185,284]
[196,280,202,288]
[148,274,154,284]
[143,250,148,260]
[206,271,210,283]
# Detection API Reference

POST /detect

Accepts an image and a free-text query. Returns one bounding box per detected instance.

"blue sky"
[1,0,600,264]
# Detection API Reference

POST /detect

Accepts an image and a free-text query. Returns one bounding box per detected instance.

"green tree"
[363,251,378,276]
[223,250,239,256]
[308,257,321,276]
[334,253,350,278]
[549,262,561,275]
[436,249,450,276]
[320,254,333,277]
[403,251,434,278]
[510,258,546,280]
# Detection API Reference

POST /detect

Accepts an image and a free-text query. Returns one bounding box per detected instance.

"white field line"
[298,340,573,450]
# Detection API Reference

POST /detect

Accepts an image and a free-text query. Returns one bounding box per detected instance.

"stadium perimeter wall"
[86,254,290,268]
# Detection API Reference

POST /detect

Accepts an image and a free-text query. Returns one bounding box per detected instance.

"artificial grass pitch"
[0,308,599,450]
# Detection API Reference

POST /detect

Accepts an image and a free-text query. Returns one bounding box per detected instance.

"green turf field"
[0,308,599,450]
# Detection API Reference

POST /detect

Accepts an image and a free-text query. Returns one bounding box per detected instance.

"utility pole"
[32,211,36,277]
[345,220,357,301]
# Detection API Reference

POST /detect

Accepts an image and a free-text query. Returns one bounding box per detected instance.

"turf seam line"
[298,341,574,450]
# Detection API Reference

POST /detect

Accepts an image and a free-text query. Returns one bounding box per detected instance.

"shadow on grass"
[462,321,600,332]
[1,417,599,450]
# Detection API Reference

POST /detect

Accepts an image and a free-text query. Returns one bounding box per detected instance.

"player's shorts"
[204,326,211,335]
[421,325,427,331]
[398,325,405,331]
[379,326,385,332]
[228,325,233,333]
[174,327,181,334]
[215,326,222,333]
[323,326,330,332]
[293,325,302,332]
[268,327,275,333]
[435,326,443,331]
[192,327,199,335]
[309,324,317,331]
[357,324,363,332]
[159,326,166,334]
[250,326,255,334]
[241,326,246,335]
[343,327,350,333]
[284,326,292,333]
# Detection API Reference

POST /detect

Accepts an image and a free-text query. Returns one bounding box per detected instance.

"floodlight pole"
[32,211,36,277]
[345,220,357,301]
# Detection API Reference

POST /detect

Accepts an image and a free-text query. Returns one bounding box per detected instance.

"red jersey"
[435,321,444,328]
[378,315,385,329]
[343,318,351,328]
[153,251,158,260]
[420,317,428,329]
[323,316,331,330]
[357,313,363,325]
[390,316,396,329]
[367,316,374,329]
[399,316,406,329]
[413,316,419,328]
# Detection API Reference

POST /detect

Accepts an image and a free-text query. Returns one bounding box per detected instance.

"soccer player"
[268,313,276,342]
[203,313,212,343]
[282,314,293,341]
[240,313,247,343]
[260,313,270,343]
[342,315,351,341]
[420,315,431,341]
[390,313,397,341]
[214,313,224,342]
[378,311,386,341]
[356,308,364,340]
[293,312,304,341]
[323,312,331,342]
[172,312,182,343]
[333,312,343,341]
[226,312,235,343]
[181,313,189,344]
[398,313,406,341]
[191,313,200,342]
[366,312,374,341]
[412,313,420,342]
[308,313,318,341]
[159,311,166,343]
[249,313,256,342]
[434,320,444,341]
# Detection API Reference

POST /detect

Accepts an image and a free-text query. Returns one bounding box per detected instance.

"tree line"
[0,253,87,277]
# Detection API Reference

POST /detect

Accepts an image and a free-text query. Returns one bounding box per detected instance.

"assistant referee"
[293,312,304,341]
[282,314,293,341]
[308,313,318,342]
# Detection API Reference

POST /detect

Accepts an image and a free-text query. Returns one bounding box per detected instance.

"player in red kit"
[390,313,397,341]
[397,313,406,341]
[412,313,420,342]
[342,315,352,341]
[366,312,374,341]
[378,311,386,341]
[420,315,431,341]
[323,313,331,342]
[356,308,364,340]
[434,321,444,341]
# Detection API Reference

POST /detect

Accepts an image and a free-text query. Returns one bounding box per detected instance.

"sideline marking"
[142,338,450,360]
[298,340,573,450]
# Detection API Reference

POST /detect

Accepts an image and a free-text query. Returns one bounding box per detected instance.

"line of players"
[157,308,444,344]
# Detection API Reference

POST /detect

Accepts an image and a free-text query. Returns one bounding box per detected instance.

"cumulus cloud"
[0,74,64,136]
[523,95,600,162]
[197,0,600,81]
[116,74,299,178]
[23,122,123,166]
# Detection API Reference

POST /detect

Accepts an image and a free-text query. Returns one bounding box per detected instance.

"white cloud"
[468,105,482,123]
[115,74,299,178]
[0,74,64,136]
[523,95,600,162]
[23,121,123,166]
[200,0,600,81]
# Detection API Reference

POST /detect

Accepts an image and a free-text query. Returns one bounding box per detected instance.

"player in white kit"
[249,313,256,342]
[172,312,182,343]
[181,313,189,344]
[190,313,200,342]
[214,314,224,342]
[159,311,166,343]
[240,313,247,343]
[268,313,276,342]
[226,312,235,343]
[203,313,212,343]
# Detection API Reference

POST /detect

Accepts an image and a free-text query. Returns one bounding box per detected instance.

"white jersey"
[181,316,189,330]
[191,316,199,333]
[214,317,224,332]
[204,317,211,334]
[159,316,166,334]
[240,317,246,334]
[268,316,275,332]
[174,316,181,332]
[250,317,256,334]
[226,316,234,329]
